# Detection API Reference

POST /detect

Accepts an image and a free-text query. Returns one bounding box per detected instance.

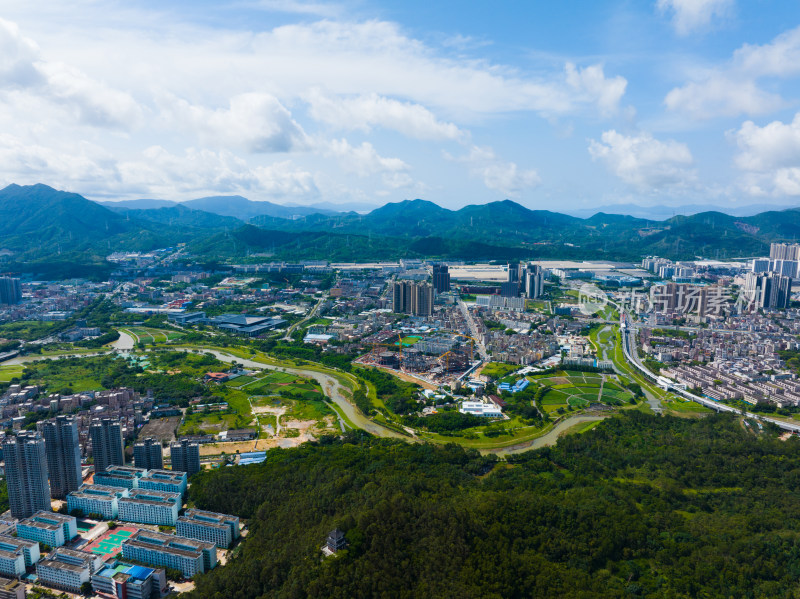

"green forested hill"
[186,413,800,598]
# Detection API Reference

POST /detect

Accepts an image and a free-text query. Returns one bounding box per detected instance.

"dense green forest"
[186,413,800,598]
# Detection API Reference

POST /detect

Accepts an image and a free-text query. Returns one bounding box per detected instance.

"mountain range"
[4,183,800,278]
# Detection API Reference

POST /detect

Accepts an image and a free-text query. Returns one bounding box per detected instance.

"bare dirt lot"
[139,416,181,443]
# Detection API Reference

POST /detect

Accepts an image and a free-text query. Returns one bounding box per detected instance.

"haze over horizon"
[1,0,800,211]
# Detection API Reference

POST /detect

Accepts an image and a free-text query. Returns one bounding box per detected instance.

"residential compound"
[0,536,39,578]
[89,418,125,474]
[177,510,240,548]
[3,432,50,519]
[118,489,182,526]
[391,281,434,316]
[133,437,163,470]
[67,485,127,520]
[121,530,216,578]
[36,548,103,593]
[169,439,201,476]
[15,512,77,548]
[38,415,82,499]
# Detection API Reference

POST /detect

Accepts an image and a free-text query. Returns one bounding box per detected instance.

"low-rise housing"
[0,535,40,578]
[67,485,129,520]
[16,512,77,548]
[92,561,167,599]
[36,548,103,593]
[139,470,187,496]
[121,530,216,578]
[0,576,25,599]
[94,465,147,489]
[118,489,182,526]
[176,510,240,548]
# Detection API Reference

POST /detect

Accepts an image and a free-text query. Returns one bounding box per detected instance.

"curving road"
[190,349,410,439]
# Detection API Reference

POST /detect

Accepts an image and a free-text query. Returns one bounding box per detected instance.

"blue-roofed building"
[92,561,167,599]
[511,378,529,393]
[238,451,267,466]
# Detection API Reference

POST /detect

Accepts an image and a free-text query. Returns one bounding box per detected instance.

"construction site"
[357,330,480,386]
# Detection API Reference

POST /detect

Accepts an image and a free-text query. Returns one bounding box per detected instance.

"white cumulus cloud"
[306,90,464,141]
[665,25,800,120]
[160,93,310,153]
[657,0,734,35]
[565,63,627,117]
[448,146,540,197]
[325,138,413,188]
[732,113,800,196]
[589,130,694,189]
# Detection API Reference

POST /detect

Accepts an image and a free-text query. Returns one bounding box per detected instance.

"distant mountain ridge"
[7,184,800,277]
[100,195,342,220]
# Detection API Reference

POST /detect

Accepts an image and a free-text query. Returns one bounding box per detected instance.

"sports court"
[82,526,138,560]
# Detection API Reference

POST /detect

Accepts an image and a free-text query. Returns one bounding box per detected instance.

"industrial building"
[459,401,503,418]
[0,577,25,599]
[121,530,216,578]
[0,536,40,578]
[206,314,286,337]
[177,510,240,548]
[139,470,187,496]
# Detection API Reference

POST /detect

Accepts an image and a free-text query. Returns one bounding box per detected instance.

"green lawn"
[125,327,185,345]
[179,411,249,435]
[0,321,59,341]
[0,365,23,382]
[481,362,520,380]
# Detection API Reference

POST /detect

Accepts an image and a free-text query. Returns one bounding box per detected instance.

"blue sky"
[0,0,799,212]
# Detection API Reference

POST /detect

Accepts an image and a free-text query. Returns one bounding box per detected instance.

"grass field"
[0,364,23,382]
[394,335,422,347]
[532,372,635,414]
[179,410,249,435]
[0,321,58,341]
[481,362,520,380]
[123,327,185,344]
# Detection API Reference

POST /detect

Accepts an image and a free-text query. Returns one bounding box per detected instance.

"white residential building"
[16,512,77,548]
[177,510,240,548]
[121,530,216,578]
[36,548,103,593]
[118,489,181,526]
[67,485,129,520]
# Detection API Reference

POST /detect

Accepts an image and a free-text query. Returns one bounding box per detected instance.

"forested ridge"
[186,413,800,598]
